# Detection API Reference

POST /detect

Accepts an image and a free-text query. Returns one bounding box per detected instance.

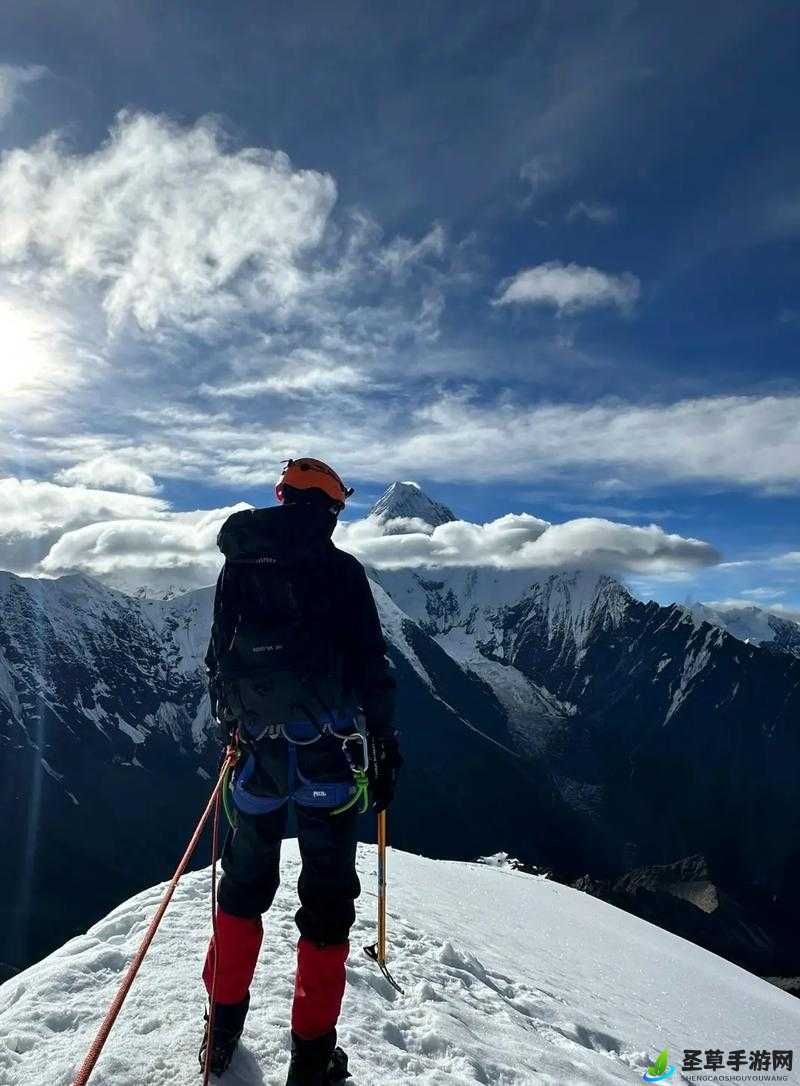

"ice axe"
[363,809,404,994]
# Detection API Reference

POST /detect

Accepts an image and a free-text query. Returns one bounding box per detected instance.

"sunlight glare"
[0,298,55,394]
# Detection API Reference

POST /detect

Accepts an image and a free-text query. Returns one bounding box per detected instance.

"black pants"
[218,802,361,946]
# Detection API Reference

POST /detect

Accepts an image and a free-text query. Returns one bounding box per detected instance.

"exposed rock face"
[571,855,800,979]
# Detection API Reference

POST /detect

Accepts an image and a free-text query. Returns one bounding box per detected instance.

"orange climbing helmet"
[275,458,354,508]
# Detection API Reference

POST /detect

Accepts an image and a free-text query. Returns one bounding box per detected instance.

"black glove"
[368,732,403,813]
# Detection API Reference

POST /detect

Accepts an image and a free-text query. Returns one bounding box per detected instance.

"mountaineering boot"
[198,994,249,1077]
[285,1030,351,1085]
[326,1046,351,1083]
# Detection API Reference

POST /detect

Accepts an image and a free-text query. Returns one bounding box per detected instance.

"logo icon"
[643,1049,675,1082]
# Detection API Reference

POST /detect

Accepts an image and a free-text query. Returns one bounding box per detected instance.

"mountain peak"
[369,481,457,528]
[689,601,800,658]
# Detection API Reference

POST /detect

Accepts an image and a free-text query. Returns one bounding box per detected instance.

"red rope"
[201,768,224,1085]
[72,750,236,1086]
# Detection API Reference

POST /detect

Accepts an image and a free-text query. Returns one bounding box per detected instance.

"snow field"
[1,843,799,1085]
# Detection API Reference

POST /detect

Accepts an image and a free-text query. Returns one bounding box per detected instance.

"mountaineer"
[200,458,402,1083]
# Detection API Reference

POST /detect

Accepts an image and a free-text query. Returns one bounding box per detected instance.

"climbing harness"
[227,710,370,821]
[364,810,404,994]
[72,746,237,1086]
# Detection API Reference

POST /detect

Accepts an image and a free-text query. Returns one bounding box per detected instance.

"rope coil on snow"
[72,747,237,1086]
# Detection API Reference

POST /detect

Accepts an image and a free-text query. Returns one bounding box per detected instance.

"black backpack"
[214,506,347,733]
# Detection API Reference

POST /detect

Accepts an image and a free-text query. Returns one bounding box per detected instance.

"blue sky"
[0,1,798,612]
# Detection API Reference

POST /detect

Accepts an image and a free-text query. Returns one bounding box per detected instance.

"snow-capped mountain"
[0,570,218,983]
[0,567,569,982]
[689,601,800,659]
[368,480,456,528]
[366,494,800,982]
[3,483,800,993]
[374,559,800,895]
[3,844,799,1086]
[0,569,214,748]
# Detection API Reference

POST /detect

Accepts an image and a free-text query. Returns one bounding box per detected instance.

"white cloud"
[0,475,243,592]
[376,225,446,280]
[0,109,456,467]
[741,587,786,599]
[0,111,796,523]
[0,473,719,590]
[0,476,167,572]
[0,112,337,333]
[519,154,565,200]
[566,201,618,225]
[494,261,640,314]
[704,598,800,625]
[202,362,366,399]
[727,552,800,572]
[771,551,800,568]
[335,512,718,574]
[54,455,161,496]
[0,64,46,126]
[755,602,800,623]
[0,477,166,538]
[40,505,246,590]
[40,390,798,498]
[370,392,800,491]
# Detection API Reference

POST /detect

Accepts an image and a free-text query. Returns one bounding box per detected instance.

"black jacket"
[205,504,396,737]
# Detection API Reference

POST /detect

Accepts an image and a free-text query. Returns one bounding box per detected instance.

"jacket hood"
[217,504,335,561]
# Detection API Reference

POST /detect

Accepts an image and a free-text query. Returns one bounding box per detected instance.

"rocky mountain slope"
[368,487,800,981]
[0,568,573,981]
[373,562,800,888]
[3,483,799,989]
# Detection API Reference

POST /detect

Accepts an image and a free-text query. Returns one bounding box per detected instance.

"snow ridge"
[689,602,800,659]
[2,843,798,1086]
[522,572,632,656]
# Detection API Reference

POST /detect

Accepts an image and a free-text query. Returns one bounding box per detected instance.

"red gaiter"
[202,909,263,1004]
[291,938,350,1039]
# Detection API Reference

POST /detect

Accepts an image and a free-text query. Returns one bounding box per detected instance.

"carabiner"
[341,731,369,774]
